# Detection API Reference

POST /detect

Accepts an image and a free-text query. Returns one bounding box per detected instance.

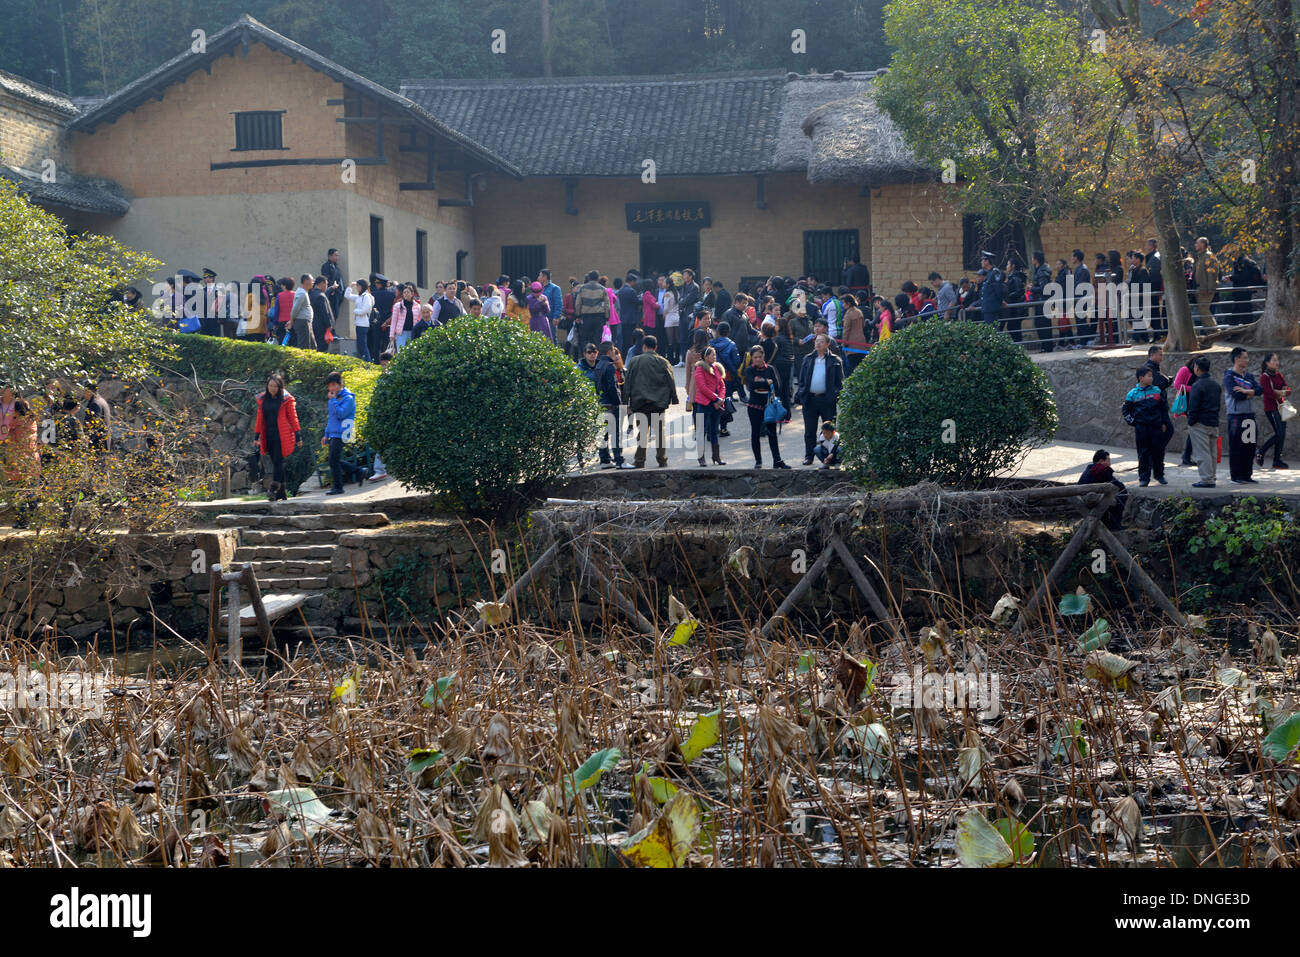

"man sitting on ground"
[1077,448,1127,530]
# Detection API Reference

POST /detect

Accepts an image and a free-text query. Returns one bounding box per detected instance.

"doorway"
[640,232,700,278]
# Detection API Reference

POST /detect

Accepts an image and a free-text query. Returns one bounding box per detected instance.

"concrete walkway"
[202,362,1299,510]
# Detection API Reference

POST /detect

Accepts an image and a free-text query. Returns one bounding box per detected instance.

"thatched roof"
[800,78,935,186]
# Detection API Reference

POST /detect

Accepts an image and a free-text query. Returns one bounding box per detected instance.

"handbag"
[764,392,787,425]
[1282,399,1298,422]
[324,327,335,345]
[1170,392,1187,416]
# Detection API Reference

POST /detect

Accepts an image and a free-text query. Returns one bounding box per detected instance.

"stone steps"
[213,511,390,531]
[241,558,333,576]
[255,575,330,591]
[239,528,339,545]
[237,543,336,561]
[195,508,394,634]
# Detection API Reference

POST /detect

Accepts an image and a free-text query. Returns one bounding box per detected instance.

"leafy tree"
[0,179,167,390]
[876,0,1132,259]
[365,316,601,516]
[1084,0,1201,350]
[837,319,1058,487]
[1182,0,1300,345]
[0,0,893,93]
[0,182,218,554]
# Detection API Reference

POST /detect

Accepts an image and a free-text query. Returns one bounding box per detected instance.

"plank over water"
[219,592,308,632]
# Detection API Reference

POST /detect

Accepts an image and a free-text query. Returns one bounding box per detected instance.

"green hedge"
[162,333,381,493]
[837,320,1058,487]
[365,317,601,515]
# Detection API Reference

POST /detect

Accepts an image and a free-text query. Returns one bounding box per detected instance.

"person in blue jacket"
[711,321,742,434]
[322,371,357,495]
[1222,346,1260,483]
[1122,366,1169,486]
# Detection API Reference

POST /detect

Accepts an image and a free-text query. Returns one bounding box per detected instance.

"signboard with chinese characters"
[625,201,711,230]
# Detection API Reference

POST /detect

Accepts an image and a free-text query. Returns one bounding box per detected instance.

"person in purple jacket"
[526,281,555,342]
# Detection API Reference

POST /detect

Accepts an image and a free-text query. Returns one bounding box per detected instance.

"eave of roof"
[66,15,522,179]
[2,166,131,216]
[0,68,78,116]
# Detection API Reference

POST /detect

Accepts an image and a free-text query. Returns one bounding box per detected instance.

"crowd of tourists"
[868,238,1266,352]
[0,380,115,526]
[7,237,1281,511]
[1112,345,1293,490]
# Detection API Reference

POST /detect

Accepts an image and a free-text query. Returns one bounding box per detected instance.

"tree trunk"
[1249,250,1300,346]
[540,0,552,78]
[57,0,74,94]
[1087,0,1198,350]
[1153,179,1199,351]
[1022,221,1044,263]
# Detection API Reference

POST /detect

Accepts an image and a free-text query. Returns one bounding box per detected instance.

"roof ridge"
[400,69,790,88]
[66,16,522,178]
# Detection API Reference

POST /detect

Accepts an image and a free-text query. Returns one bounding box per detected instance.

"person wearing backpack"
[1122,366,1169,486]
[574,271,611,355]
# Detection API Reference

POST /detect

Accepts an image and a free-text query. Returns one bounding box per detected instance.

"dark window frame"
[962,215,1025,271]
[802,229,860,282]
[416,229,428,289]
[370,216,384,276]
[500,244,547,282]
[231,110,287,152]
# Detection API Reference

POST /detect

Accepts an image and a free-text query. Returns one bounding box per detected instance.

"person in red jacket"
[1257,351,1292,469]
[693,346,728,466]
[254,374,302,501]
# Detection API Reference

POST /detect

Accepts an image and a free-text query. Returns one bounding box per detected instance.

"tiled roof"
[401,72,790,177]
[2,165,131,216]
[0,68,77,116]
[67,16,521,178]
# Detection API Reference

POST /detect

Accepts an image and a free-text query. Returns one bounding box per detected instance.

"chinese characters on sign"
[625,201,712,230]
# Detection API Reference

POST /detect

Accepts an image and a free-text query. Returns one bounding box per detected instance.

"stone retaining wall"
[1,529,237,640]
[331,516,1045,630]
[1038,343,1300,456]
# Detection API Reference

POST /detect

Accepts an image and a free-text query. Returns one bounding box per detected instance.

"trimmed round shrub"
[837,320,1058,487]
[365,317,602,514]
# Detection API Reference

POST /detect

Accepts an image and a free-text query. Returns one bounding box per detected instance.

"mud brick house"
[1,14,1151,313]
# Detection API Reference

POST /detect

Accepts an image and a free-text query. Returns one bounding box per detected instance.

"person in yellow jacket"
[243,274,271,341]
[1193,237,1220,330]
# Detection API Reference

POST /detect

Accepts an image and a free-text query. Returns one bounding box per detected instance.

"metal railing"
[949,284,1270,351]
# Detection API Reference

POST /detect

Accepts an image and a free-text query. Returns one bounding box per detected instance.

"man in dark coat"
[320,248,344,319]
[976,252,1005,329]
[623,335,680,468]
[309,275,335,353]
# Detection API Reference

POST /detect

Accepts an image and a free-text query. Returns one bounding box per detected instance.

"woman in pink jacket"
[388,283,419,351]
[693,346,728,467]
[603,275,620,353]
[1171,356,1197,467]
[641,279,659,334]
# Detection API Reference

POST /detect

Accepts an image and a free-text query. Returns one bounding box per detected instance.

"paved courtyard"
[246,364,1300,511]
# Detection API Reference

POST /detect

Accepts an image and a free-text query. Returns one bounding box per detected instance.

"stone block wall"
[0,529,237,641]
[0,82,71,170]
[1038,343,1300,457]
